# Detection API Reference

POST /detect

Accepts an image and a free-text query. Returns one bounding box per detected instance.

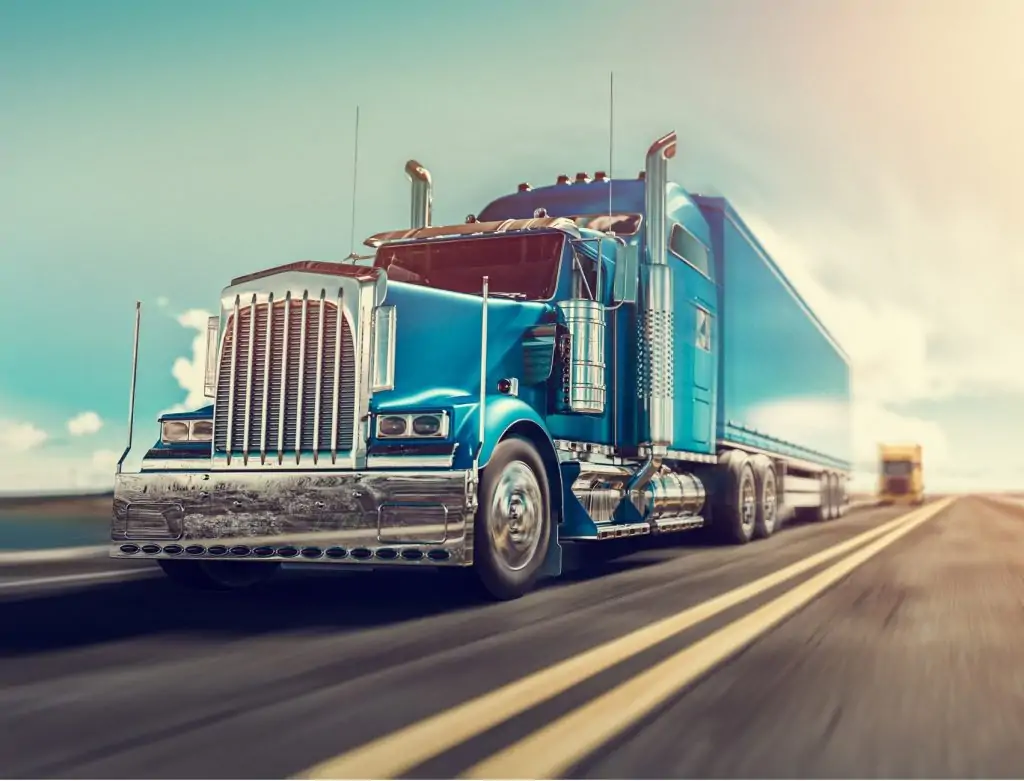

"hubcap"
[741,473,756,533]
[488,460,544,572]
[763,474,777,532]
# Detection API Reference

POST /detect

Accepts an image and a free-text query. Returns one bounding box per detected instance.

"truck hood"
[371,281,553,411]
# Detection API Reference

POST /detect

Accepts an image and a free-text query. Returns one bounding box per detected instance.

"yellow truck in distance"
[878,443,924,505]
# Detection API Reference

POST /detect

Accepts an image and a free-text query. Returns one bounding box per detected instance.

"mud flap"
[540,534,563,579]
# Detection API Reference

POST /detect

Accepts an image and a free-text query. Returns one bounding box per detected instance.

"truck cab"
[878,443,924,505]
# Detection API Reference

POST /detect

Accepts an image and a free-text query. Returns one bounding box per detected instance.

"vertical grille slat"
[242,295,257,462]
[330,287,344,461]
[213,289,356,466]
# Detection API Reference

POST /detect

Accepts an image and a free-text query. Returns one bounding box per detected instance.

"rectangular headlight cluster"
[161,419,213,444]
[375,412,449,439]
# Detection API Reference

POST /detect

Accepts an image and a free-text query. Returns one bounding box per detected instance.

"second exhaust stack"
[405,160,433,228]
[639,131,678,453]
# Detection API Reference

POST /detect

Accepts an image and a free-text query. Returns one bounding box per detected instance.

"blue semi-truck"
[110,131,852,600]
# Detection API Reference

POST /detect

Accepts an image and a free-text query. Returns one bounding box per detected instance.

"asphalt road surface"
[0,495,1021,779]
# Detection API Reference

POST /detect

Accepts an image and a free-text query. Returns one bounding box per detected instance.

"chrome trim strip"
[664,448,718,464]
[259,292,273,463]
[651,515,704,533]
[331,286,343,463]
[295,292,309,462]
[366,454,456,469]
[277,294,291,464]
[313,288,326,462]
[242,293,257,464]
[718,439,848,475]
[476,275,489,470]
[141,458,212,471]
[562,521,651,541]
[225,295,240,463]
[117,301,142,475]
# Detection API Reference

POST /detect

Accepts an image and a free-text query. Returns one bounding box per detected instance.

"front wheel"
[158,559,281,591]
[473,436,552,601]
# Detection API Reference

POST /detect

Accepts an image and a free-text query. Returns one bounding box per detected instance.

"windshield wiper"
[486,291,527,300]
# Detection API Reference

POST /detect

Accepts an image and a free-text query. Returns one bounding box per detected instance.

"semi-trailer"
[110,131,852,600]
[878,443,924,505]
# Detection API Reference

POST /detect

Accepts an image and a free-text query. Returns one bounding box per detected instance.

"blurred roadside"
[0,492,112,552]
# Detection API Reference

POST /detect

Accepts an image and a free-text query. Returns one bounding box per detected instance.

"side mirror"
[611,243,639,305]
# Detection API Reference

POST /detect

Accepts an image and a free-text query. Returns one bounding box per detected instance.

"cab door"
[668,222,717,450]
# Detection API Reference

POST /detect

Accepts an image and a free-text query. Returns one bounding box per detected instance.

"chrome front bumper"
[111,469,477,566]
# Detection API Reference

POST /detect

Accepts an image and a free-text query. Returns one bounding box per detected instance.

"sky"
[3,0,1024,495]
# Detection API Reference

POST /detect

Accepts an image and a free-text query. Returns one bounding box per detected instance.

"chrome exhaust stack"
[640,131,678,457]
[404,159,433,228]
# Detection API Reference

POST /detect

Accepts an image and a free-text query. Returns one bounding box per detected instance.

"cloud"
[0,448,121,495]
[733,209,971,492]
[67,411,104,437]
[161,308,214,416]
[156,296,170,308]
[0,420,48,452]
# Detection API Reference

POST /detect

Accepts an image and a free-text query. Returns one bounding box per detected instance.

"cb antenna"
[346,105,361,260]
[608,71,614,223]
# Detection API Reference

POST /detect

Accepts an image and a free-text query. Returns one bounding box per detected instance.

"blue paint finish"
[663,184,719,454]
[696,196,853,469]
[556,460,600,539]
[159,405,213,421]
[479,178,851,471]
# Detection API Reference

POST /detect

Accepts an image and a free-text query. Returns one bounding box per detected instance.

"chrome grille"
[214,290,356,464]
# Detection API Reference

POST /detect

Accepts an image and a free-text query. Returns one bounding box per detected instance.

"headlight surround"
[161,419,213,445]
[375,411,449,440]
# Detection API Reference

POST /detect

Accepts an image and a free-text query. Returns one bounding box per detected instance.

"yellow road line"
[298,500,948,780]
[465,495,956,779]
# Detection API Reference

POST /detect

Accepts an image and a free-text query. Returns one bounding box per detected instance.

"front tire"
[158,559,281,591]
[473,436,552,601]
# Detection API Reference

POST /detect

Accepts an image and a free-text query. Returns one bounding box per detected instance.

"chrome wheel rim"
[741,473,756,534]
[763,473,777,533]
[488,460,544,572]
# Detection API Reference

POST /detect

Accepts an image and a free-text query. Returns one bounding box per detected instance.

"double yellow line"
[299,497,956,780]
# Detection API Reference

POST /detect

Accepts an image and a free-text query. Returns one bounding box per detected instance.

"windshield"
[568,213,642,235]
[374,232,564,299]
[882,460,913,477]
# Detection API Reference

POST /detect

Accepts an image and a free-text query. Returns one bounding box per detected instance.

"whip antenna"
[608,71,614,221]
[348,105,361,259]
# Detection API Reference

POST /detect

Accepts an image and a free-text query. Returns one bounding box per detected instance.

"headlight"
[375,412,449,439]
[161,419,213,444]
[378,415,408,437]
[412,415,442,436]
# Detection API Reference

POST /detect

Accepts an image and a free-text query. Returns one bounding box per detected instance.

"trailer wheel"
[712,451,757,545]
[750,456,779,539]
[831,473,844,517]
[820,472,834,521]
[473,435,552,601]
[158,560,280,591]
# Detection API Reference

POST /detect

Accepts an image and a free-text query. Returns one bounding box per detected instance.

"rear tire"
[712,451,757,545]
[750,456,779,539]
[158,559,281,591]
[827,470,843,519]
[473,436,552,601]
